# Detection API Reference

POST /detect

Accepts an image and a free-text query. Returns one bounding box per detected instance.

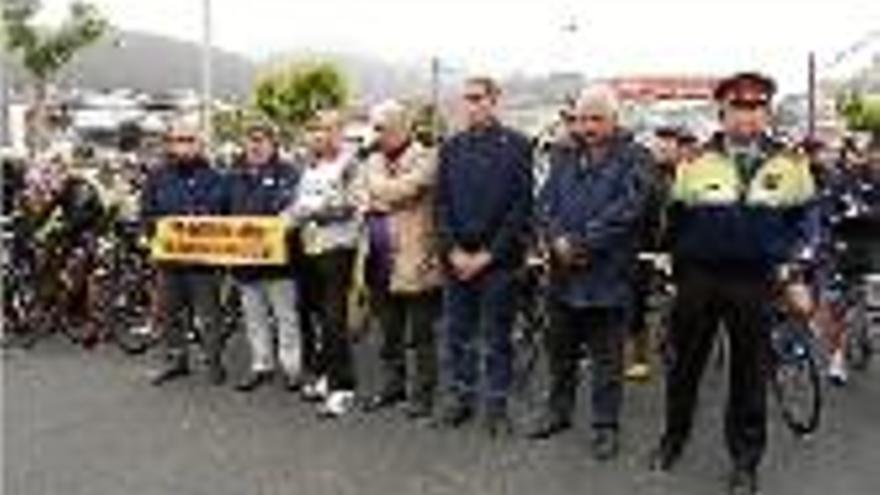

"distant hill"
[3,30,448,104]
[3,30,257,98]
[3,30,581,110]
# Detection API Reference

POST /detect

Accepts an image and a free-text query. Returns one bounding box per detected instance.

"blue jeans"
[444,268,516,413]
[238,278,302,378]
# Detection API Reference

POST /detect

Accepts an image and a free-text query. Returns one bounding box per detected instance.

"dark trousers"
[159,268,224,366]
[546,303,626,430]
[662,264,771,471]
[302,249,356,391]
[374,290,440,405]
[295,273,320,377]
[444,268,516,413]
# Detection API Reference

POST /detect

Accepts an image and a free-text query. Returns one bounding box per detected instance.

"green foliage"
[252,60,350,133]
[410,102,448,146]
[212,106,252,144]
[2,0,108,84]
[839,92,880,134]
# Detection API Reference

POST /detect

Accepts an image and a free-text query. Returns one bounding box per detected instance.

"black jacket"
[436,121,533,269]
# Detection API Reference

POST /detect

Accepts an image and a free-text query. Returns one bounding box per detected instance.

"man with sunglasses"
[141,120,229,386]
[649,72,818,495]
[435,76,533,436]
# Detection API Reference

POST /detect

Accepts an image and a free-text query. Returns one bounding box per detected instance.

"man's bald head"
[574,84,621,146]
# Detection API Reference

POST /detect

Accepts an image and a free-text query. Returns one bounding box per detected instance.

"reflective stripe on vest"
[672,151,815,207]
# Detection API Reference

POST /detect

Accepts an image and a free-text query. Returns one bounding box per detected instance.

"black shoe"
[235,371,274,392]
[527,412,572,440]
[484,411,514,438]
[434,401,474,429]
[208,363,227,386]
[362,388,406,413]
[728,468,759,495]
[648,439,683,473]
[150,363,190,386]
[591,428,619,461]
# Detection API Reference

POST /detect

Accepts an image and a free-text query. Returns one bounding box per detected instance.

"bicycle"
[14,233,105,349]
[768,284,823,437]
[510,254,551,396]
[842,273,880,371]
[91,222,159,354]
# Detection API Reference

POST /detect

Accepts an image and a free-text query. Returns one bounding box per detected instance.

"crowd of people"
[3,71,880,495]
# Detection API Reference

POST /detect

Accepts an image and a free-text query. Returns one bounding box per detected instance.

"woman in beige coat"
[359,100,442,419]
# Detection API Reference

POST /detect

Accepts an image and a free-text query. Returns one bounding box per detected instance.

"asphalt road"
[3,329,880,495]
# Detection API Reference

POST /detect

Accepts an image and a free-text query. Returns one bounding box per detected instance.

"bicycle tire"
[846,299,873,371]
[110,305,157,355]
[511,309,542,394]
[770,320,822,436]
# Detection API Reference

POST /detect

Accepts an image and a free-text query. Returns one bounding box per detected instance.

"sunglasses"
[728,99,768,111]
[167,135,197,143]
[463,92,487,103]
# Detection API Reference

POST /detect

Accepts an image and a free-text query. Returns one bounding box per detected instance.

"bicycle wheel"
[2,274,42,349]
[109,294,157,355]
[101,261,157,355]
[845,296,873,371]
[770,319,822,436]
[511,305,543,395]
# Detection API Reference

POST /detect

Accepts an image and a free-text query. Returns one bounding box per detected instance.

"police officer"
[648,72,818,495]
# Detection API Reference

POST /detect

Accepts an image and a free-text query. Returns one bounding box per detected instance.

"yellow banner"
[151,216,288,266]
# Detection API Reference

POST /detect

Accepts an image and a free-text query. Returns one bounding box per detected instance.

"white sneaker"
[301,376,329,402]
[130,324,153,337]
[828,351,849,386]
[318,390,355,418]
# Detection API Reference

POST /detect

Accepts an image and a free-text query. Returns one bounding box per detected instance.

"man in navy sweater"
[435,76,533,436]
[141,121,228,386]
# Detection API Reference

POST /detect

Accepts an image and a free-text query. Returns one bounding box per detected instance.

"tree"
[410,101,448,147]
[252,60,350,139]
[2,0,108,151]
[212,106,252,145]
[839,92,880,148]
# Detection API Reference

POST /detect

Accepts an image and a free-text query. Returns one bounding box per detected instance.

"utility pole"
[430,56,441,138]
[807,51,817,140]
[201,0,213,153]
[1,57,10,148]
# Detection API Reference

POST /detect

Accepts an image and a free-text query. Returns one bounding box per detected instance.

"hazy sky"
[38,0,880,92]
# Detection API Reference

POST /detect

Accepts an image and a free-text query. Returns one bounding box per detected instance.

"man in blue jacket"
[141,121,229,386]
[528,86,649,460]
[227,122,304,392]
[435,76,533,436]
